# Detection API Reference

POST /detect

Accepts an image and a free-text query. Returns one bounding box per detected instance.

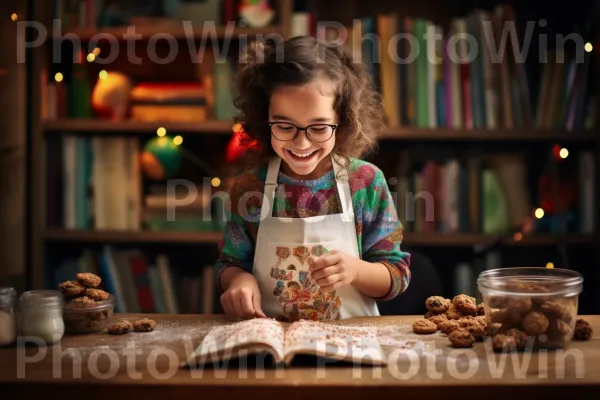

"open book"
[182,318,390,367]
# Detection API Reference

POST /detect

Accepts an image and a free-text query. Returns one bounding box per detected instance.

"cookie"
[425,296,450,313]
[452,294,478,315]
[546,318,572,342]
[59,280,86,298]
[477,303,485,316]
[474,316,487,329]
[445,304,462,320]
[413,319,437,334]
[461,322,485,341]
[69,296,96,307]
[505,328,528,350]
[439,319,460,335]
[488,295,508,309]
[132,318,157,332]
[76,272,102,288]
[424,311,435,319]
[84,288,109,301]
[491,334,517,352]
[448,328,475,348]
[428,314,448,329]
[487,322,503,337]
[522,311,549,336]
[506,297,532,313]
[540,301,573,324]
[574,319,593,340]
[107,320,132,335]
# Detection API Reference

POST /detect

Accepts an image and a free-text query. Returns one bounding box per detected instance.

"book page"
[282,320,386,365]
[183,318,285,367]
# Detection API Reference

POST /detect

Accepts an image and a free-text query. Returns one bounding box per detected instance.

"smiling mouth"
[286,149,319,162]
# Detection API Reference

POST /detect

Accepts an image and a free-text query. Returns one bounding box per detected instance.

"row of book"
[52,246,219,314]
[394,151,595,235]
[53,0,262,30]
[46,135,227,233]
[294,4,595,131]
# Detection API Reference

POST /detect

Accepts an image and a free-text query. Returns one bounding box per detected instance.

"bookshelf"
[27,0,600,313]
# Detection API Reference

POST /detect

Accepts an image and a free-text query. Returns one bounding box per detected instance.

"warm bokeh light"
[156,127,166,137]
[585,42,593,52]
[87,53,96,62]
[535,208,544,219]
[93,47,101,55]
[560,148,569,159]
[546,262,555,269]
[11,13,18,21]
[99,70,108,80]
[173,135,183,146]
[513,232,523,241]
[211,177,221,187]
[54,72,63,82]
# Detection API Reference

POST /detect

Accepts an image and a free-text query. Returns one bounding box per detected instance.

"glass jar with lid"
[19,290,65,344]
[0,287,17,347]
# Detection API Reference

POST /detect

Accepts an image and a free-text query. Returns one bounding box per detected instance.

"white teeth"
[290,150,315,158]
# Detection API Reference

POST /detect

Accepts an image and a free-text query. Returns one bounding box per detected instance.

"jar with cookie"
[477,267,589,351]
[58,273,115,334]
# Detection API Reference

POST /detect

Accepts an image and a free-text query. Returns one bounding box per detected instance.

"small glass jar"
[19,290,65,344]
[0,287,17,347]
[478,267,583,350]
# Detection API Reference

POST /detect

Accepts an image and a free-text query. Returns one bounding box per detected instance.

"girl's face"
[268,78,338,180]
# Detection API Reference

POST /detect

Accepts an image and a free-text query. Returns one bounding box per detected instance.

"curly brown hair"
[233,35,385,169]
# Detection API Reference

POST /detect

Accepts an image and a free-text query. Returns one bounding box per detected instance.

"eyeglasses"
[267,121,338,143]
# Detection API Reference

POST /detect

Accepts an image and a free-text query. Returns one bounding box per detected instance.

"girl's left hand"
[309,250,361,292]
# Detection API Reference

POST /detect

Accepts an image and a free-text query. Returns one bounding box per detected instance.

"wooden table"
[1,314,598,399]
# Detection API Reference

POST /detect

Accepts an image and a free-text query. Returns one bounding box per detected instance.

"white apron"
[252,155,380,321]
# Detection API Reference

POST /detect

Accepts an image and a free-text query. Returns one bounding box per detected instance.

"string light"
[585,42,593,53]
[99,70,108,80]
[54,72,63,82]
[559,148,569,159]
[156,127,166,137]
[87,53,96,62]
[11,13,18,21]
[173,135,183,146]
[535,208,545,219]
[92,47,101,56]
[546,262,555,269]
[211,177,221,187]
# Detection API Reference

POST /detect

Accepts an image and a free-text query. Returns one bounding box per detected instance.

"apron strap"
[260,155,354,220]
[331,154,353,216]
[260,157,281,220]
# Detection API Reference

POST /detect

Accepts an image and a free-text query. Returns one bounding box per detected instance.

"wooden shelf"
[42,119,234,135]
[44,229,223,244]
[51,25,285,41]
[43,229,594,247]
[379,127,598,142]
[43,119,598,142]
[403,233,596,247]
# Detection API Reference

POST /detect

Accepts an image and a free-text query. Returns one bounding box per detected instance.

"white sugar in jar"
[19,290,65,344]
[0,288,17,347]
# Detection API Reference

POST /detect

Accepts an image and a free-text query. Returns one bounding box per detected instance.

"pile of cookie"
[412,293,593,351]
[106,318,157,335]
[59,273,113,334]
[413,295,487,348]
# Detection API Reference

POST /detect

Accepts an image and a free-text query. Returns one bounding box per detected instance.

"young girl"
[216,35,411,322]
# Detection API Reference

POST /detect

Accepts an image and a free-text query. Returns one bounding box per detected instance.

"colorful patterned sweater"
[216,158,412,301]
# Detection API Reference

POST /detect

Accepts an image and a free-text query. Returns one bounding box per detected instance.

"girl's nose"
[294,130,312,148]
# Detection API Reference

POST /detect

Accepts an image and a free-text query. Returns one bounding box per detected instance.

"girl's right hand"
[220,272,267,319]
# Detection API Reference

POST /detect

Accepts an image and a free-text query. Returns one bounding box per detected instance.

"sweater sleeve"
[214,171,264,292]
[357,166,411,301]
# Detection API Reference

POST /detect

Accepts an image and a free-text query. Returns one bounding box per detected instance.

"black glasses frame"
[267,121,338,143]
